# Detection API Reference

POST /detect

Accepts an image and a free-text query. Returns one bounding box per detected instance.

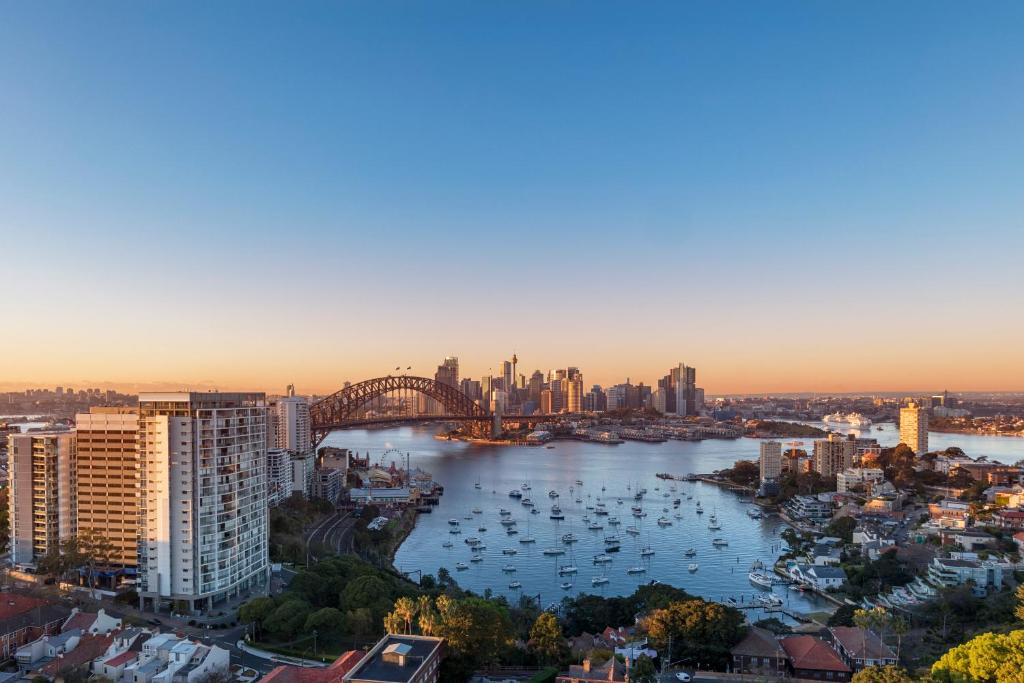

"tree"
[304,607,345,642]
[391,597,418,635]
[851,665,914,683]
[239,596,276,639]
[645,599,745,669]
[826,516,857,544]
[1015,583,1024,621]
[264,600,312,640]
[828,604,856,627]
[932,629,1024,683]
[630,654,658,683]
[528,612,566,665]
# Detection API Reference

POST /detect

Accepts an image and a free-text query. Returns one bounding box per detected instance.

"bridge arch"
[309,375,488,448]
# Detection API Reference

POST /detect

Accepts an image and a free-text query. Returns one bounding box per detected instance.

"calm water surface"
[322,422,1022,616]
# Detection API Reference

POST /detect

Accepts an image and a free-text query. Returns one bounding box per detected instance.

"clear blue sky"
[2,2,1022,393]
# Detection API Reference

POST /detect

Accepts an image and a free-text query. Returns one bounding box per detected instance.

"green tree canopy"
[528,612,566,666]
[304,607,345,640]
[630,654,658,683]
[645,599,746,669]
[264,599,312,640]
[932,630,1024,683]
[851,665,914,683]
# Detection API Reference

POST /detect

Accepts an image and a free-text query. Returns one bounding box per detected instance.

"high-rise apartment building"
[75,407,140,567]
[900,402,929,455]
[813,433,857,478]
[271,394,311,454]
[8,431,76,566]
[266,448,293,507]
[137,392,269,613]
[759,441,782,482]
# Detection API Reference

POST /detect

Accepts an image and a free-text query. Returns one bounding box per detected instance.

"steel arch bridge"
[309,375,491,448]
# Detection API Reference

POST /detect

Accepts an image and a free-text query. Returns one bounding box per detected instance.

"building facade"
[75,408,140,568]
[137,393,269,613]
[271,393,311,454]
[8,431,76,566]
[899,402,929,454]
[813,434,857,478]
[760,441,782,482]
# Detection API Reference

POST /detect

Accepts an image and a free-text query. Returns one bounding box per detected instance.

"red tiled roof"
[103,650,138,668]
[0,593,50,620]
[261,652,364,683]
[39,634,114,676]
[64,612,98,632]
[830,627,896,661]
[780,636,850,673]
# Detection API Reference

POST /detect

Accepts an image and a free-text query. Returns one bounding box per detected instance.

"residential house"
[827,627,897,672]
[790,564,847,590]
[992,509,1024,530]
[556,658,629,683]
[16,630,82,670]
[36,634,115,681]
[927,501,970,530]
[730,626,787,676]
[779,636,851,681]
[93,629,152,682]
[0,593,69,660]
[786,496,834,523]
[810,544,843,567]
[63,609,123,636]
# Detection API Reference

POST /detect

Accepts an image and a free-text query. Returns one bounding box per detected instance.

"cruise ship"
[824,412,873,427]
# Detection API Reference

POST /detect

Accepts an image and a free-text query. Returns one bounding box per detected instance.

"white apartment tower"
[272,391,311,454]
[7,431,76,565]
[137,393,269,613]
[899,401,929,455]
[759,441,782,482]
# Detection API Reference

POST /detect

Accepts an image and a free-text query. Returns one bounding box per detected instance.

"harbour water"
[322,422,1021,616]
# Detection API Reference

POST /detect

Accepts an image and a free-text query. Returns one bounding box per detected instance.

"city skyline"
[4,2,1023,394]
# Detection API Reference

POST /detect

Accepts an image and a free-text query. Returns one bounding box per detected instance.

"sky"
[2,1,1023,395]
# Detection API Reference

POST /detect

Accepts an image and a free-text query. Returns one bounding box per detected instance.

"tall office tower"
[759,441,782,482]
[271,394,311,453]
[566,367,581,381]
[549,379,565,413]
[502,360,513,393]
[652,389,667,414]
[899,401,929,454]
[606,385,626,411]
[668,363,698,416]
[266,448,293,507]
[540,389,553,415]
[528,371,544,405]
[694,388,705,413]
[490,390,508,414]
[8,431,77,565]
[566,378,584,413]
[435,357,459,387]
[137,393,269,613]
[75,408,140,568]
[590,385,607,412]
[813,433,857,478]
[460,379,482,403]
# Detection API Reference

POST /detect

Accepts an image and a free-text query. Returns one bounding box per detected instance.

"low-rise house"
[93,629,152,681]
[827,627,897,671]
[16,629,82,669]
[779,635,851,681]
[0,594,68,661]
[941,528,995,551]
[730,626,787,676]
[927,556,1004,594]
[342,634,444,683]
[928,500,970,529]
[36,633,115,681]
[791,564,847,590]
[810,544,843,566]
[556,658,629,683]
[992,509,1024,530]
[63,609,123,636]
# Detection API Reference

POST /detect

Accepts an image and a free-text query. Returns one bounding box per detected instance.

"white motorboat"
[592,575,610,585]
[749,571,775,589]
[562,533,579,544]
[688,563,699,572]
[558,565,578,575]
[657,517,672,526]
[684,547,696,557]
[626,566,646,574]
[509,581,521,589]
[640,546,655,557]
[543,547,565,556]
[448,519,460,525]
[593,554,613,563]
[465,537,481,545]
[560,581,573,590]
[470,555,483,563]
[502,564,516,572]
[712,538,728,546]
[499,508,511,516]
[500,518,516,526]
[455,562,468,570]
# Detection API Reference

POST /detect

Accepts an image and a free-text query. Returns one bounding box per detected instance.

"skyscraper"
[137,392,269,613]
[271,394,311,453]
[566,378,584,413]
[8,431,76,565]
[900,401,929,454]
[759,441,782,482]
[75,407,140,568]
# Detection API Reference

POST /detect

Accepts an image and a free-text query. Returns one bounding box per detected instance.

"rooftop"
[780,636,850,673]
[731,627,786,659]
[830,627,896,661]
[343,635,442,682]
[38,634,114,676]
